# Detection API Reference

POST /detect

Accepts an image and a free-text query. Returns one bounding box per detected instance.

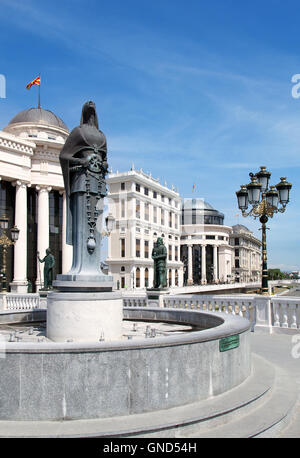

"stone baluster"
[273,302,280,327]
[282,303,288,328]
[291,304,297,329]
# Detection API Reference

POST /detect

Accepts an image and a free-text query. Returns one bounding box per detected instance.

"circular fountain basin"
[0,308,251,421]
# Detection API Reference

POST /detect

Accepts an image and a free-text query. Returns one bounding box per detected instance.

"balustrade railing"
[123,296,147,308]
[1,291,300,333]
[271,298,300,329]
[3,294,40,311]
[163,295,256,330]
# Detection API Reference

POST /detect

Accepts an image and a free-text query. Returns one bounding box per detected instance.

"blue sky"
[0,0,299,270]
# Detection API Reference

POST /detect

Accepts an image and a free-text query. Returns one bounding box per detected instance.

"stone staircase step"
[188,365,297,438]
[0,354,275,438]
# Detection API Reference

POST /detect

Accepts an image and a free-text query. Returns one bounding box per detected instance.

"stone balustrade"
[123,293,300,333]
[164,294,256,331]
[271,297,300,330]
[122,296,147,308]
[2,293,40,311]
[1,291,300,333]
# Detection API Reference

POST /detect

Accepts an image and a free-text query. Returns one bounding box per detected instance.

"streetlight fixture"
[236,166,292,295]
[0,215,20,292]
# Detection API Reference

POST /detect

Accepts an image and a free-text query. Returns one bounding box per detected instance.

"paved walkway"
[251,331,300,437]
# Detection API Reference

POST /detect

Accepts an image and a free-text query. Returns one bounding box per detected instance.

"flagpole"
[38,73,41,109]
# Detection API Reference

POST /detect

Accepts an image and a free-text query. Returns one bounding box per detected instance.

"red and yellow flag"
[26,75,41,90]
[192,184,195,192]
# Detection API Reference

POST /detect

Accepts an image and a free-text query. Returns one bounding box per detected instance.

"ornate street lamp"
[0,215,20,292]
[236,166,292,295]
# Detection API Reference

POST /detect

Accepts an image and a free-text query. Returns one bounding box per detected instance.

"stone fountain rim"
[2,308,250,354]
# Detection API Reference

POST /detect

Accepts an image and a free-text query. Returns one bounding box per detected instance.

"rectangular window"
[153,191,157,199]
[206,235,215,240]
[169,245,172,261]
[121,200,125,218]
[235,259,240,268]
[144,187,149,196]
[121,182,125,191]
[121,239,125,258]
[161,195,165,203]
[136,183,140,192]
[235,238,239,246]
[175,214,178,229]
[136,239,140,258]
[136,199,140,219]
[153,206,157,224]
[235,249,239,257]
[161,209,165,226]
[144,202,149,221]
[144,240,149,258]
[175,246,178,261]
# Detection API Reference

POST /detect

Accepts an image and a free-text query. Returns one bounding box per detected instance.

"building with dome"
[0,106,72,292]
[180,198,233,285]
[106,172,263,289]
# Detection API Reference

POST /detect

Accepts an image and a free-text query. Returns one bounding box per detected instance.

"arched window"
[121,266,125,272]
[145,268,149,288]
[136,267,140,288]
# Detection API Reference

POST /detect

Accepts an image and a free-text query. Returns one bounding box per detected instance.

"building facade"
[0,107,72,292]
[230,224,261,283]
[180,199,233,285]
[106,168,183,289]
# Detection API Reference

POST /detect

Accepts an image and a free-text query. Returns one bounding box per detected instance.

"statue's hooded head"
[157,237,163,245]
[80,100,99,129]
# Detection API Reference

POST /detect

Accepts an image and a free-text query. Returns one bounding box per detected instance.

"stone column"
[187,244,193,285]
[36,186,51,290]
[171,268,175,287]
[61,191,73,274]
[213,245,218,282]
[201,244,207,284]
[11,181,28,293]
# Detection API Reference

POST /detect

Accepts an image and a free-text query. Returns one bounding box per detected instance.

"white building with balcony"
[106,167,183,290]
[230,224,262,283]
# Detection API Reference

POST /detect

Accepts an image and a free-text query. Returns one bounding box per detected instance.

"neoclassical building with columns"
[0,107,72,292]
[180,198,233,285]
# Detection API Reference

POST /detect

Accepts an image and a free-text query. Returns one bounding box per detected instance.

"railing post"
[253,296,272,333]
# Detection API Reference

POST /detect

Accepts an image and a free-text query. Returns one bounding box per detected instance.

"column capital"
[12,180,30,189]
[36,185,52,193]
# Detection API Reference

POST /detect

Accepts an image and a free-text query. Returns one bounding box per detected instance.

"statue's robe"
[59,122,108,277]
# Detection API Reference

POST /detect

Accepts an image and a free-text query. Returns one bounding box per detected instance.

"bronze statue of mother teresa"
[58,101,110,285]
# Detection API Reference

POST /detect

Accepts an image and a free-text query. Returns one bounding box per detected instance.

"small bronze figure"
[152,237,167,289]
[37,248,55,290]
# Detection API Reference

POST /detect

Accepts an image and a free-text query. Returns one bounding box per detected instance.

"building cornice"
[0,132,35,155]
